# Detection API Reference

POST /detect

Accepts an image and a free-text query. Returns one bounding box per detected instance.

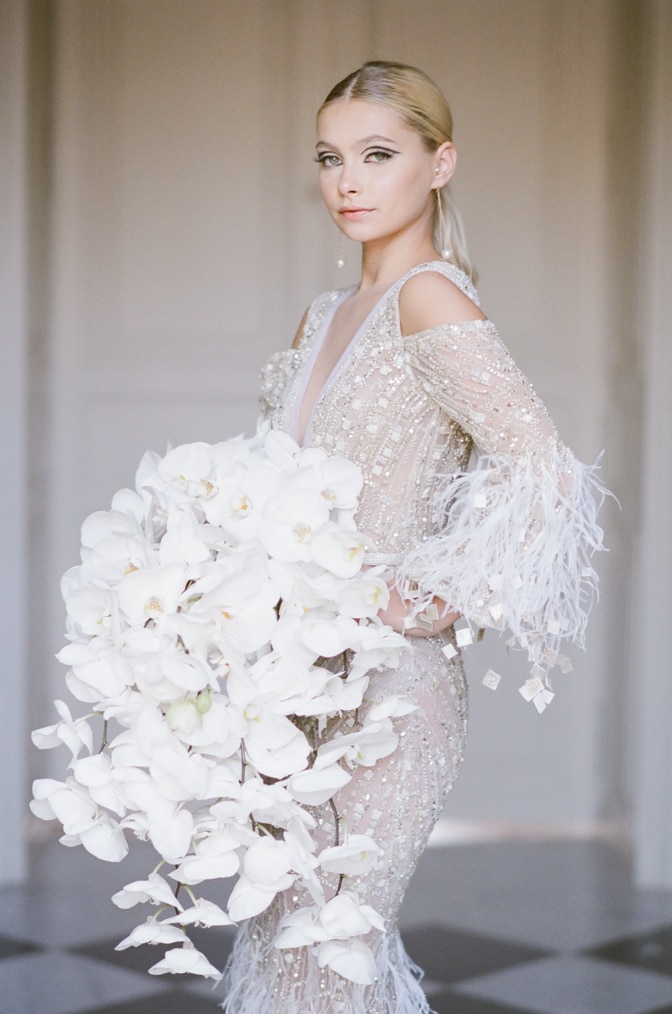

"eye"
[315,152,341,167]
[364,148,397,162]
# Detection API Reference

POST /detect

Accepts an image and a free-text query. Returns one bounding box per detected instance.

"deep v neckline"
[294,281,397,445]
[290,260,479,446]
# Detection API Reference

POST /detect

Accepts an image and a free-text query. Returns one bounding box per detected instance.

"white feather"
[220,919,433,1013]
[397,446,610,680]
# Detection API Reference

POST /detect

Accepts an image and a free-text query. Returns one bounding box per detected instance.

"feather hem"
[221,921,434,1014]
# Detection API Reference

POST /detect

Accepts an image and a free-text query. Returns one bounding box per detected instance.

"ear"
[433,142,457,188]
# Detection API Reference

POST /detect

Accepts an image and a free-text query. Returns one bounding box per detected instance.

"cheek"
[318,172,338,206]
[381,167,431,211]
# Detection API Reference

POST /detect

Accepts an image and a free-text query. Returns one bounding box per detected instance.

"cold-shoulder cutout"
[291,306,310,349]
[398,266,485,337]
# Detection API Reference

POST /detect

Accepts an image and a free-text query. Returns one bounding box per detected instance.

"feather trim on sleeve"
[397,444,609,708]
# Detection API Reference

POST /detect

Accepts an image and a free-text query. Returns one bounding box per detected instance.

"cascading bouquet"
[30,422,412,986]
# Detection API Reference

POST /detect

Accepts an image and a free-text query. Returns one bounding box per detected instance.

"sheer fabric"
[223,261,605,1011]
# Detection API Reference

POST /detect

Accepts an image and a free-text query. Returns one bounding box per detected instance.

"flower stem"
[98,718,109,754]
[328,796,341,847]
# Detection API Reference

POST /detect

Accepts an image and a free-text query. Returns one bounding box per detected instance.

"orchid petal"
[318,835,381,877]
[116,920,188,950]
[227,873,293,921]
[112,874,182,910]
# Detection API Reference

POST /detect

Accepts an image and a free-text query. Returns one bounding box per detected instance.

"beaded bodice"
[259,261,557,564]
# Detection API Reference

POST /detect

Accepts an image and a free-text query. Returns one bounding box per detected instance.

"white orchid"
[82,532,154,585]
[111,873,182,910]
[318,892,385,940]
[30,777,129,862]
[317,937,378,985]
[318,835,381,877]
[259,487,331,563]
[318,672,371,715]
[31,700,93,761]
[116,919,188,950]
[158,504,213,568]
[287,763,352,806]
[169,829,241,885]
[71,753,126,816]
[336,570,390,618]
[298,451,363,513]
[301,614,362,657]
[226,668,311,779]
[152,441,222,503]
[162,897,233,927]
[202,461,282,536]
[64,585,117,639]
[310,527,370,580]
[366,695,418,722]
[169,849,241,885]
[71,817,131,863]
[227,836,299,921]
[59,644,133,703]
[145,807,194,863]
[148,944,222,979]
[314,720,399,770]
[148,745,211,802]
[117,565,186,628]
[275,890,384,981]
[175,697,246,756]
[236,776,314,830]
[30,425,411,983]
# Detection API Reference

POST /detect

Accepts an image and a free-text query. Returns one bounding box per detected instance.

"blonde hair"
[319,61,474,279]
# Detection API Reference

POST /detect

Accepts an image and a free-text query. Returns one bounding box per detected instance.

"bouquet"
[30,422,412,985]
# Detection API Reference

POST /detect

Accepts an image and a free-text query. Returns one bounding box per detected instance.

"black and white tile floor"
[2,829,672,1013]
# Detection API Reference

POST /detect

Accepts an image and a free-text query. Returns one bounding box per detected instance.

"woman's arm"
[291,308,309,350]
[393,273,608,698]
[375,271,484,636]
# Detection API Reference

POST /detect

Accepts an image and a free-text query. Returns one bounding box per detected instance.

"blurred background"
[1,0,670,897]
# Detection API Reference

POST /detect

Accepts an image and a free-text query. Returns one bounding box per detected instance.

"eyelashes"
[314,153,341,167]
[365,148,396,162]
[314,147,399,167]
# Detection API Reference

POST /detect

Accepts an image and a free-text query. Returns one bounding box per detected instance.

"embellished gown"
[221,261,605,1013]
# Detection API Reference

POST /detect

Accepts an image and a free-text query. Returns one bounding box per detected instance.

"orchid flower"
[30,427,413,980]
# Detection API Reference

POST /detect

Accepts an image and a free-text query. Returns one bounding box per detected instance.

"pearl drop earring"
[435,187,452,261]
[336,230,346,269]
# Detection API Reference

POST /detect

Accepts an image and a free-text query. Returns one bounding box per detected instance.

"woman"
[223,60,606,1013]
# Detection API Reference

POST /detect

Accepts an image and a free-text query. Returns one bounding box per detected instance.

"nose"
[336,161,361,196]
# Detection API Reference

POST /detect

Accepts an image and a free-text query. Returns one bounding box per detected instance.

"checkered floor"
[2,831,672,1013]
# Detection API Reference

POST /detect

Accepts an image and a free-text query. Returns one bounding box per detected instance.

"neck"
[358,234,440,290]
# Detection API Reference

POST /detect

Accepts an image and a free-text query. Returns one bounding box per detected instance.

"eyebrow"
[315,134,400,149]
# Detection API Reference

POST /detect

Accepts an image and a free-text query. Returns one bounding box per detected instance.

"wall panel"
[0,0,29,883]
[371,0,614,825]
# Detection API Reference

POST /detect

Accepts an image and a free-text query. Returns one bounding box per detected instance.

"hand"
[378,585,460,638]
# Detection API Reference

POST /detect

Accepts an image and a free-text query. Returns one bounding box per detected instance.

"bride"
[222,60,606,1013]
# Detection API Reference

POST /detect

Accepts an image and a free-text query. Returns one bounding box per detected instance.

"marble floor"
[1,826,672,1013]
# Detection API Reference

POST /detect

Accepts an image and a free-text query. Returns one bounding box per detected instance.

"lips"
[339,206,373,220]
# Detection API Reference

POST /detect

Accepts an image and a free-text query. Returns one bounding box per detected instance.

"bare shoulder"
[290,307,309,349]
[398,269,486,337]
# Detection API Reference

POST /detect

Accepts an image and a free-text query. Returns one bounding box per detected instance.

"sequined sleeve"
[259,349,301,418]
[399,320,608,709]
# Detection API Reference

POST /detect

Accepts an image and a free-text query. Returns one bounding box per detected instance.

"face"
[315,99,455,249]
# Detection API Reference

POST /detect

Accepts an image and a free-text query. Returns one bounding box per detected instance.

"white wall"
[0,0,29,884]
[8,0,670,886]
[631,0,672,888]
